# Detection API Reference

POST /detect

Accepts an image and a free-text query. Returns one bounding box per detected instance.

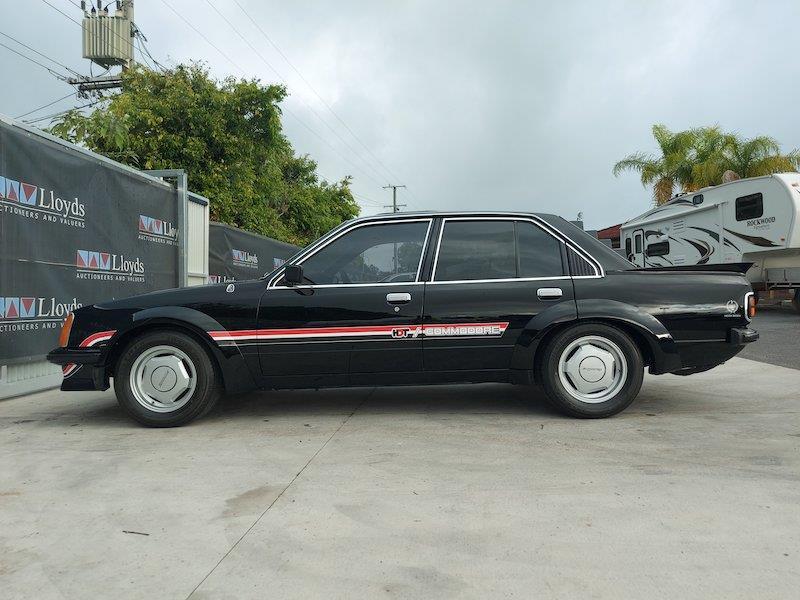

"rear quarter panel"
[574,271,752,342]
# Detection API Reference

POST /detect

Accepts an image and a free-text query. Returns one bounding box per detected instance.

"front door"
[257,219,432,386]
[422,218,573,374]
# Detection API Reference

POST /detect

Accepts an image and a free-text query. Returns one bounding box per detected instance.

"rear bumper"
[668,327,759,376]
[728,327,759,345]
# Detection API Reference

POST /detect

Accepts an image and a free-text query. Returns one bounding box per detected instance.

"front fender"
[118,306,256,393]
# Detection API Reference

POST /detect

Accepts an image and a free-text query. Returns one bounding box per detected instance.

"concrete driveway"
[1,358,798,599]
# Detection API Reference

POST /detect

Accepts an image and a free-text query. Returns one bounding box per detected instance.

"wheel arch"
[105,307,256,394]
[512,299,682,377]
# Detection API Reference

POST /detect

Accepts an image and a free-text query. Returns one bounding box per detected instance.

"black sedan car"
[48,212,758,427]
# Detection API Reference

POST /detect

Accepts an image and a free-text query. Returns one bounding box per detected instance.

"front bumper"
[46,347,103,366]
[46,347,109,391]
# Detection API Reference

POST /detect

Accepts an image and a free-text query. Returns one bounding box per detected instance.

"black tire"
[792,289,800,314]
[536,323,644,418]
[114,330,222,427]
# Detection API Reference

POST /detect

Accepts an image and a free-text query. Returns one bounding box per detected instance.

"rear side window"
[646,240,670,257]
[433,220,563,281]
[516,221,564,277]
[434,221,516,281]
[735,193,763,221]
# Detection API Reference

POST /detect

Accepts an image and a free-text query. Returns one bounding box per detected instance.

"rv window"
[646,240,670,257]
[634,235,642,254]
[625,237,632,256]
[692,194,704,205]
[735,193,763,221]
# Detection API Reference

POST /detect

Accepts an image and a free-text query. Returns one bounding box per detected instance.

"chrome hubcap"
[129,345,196,412]
[557,335,627,403]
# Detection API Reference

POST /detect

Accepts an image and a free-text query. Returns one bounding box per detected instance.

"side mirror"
[283,264,304,286]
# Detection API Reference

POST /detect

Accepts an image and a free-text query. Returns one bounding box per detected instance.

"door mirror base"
[284,264,304,286]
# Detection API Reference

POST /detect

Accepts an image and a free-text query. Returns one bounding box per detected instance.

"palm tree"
[614,125,800,205]
[612,124,701,205]
[692,133,800,188]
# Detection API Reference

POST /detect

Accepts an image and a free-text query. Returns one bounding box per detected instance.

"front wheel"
[114,331,221,427]
[536,323,644,418]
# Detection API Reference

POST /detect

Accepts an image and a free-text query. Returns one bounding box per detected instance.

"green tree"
[50,63,359,245]
[613,124,800,205]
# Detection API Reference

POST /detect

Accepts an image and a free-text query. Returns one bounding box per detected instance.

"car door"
[257,218,432,386]
[422,217,573,374]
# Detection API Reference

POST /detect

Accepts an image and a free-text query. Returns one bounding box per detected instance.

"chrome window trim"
[430,216,602,283]
[269,218,433,289]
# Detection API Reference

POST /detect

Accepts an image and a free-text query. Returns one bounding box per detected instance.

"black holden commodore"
[47,212,759,427]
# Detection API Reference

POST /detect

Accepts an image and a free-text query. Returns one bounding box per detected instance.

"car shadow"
[210,383,554,421]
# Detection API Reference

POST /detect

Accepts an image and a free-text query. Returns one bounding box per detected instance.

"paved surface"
[742,305,800,370]
[1,358,799,599]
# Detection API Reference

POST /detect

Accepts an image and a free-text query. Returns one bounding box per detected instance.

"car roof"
[351,210,556,222]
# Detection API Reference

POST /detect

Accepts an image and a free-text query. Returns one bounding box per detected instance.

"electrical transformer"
[81,1,134,69]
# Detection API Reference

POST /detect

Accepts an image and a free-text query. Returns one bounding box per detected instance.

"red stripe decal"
[208,322,509,342]
[79,330,117,347]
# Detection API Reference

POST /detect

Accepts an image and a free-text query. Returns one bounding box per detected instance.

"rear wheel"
[114,331,221,427]
[536,323,644,418]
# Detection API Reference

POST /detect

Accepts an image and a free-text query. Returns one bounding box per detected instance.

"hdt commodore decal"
[208,322,509,346]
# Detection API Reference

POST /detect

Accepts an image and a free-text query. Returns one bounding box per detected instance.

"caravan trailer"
[620,173,800,311]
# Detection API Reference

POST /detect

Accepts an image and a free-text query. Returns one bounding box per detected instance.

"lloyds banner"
[208,221,299,283]
[0,119,180,362]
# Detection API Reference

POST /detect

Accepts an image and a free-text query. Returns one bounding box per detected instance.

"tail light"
[59,313,74,347]
[745,292,757,320]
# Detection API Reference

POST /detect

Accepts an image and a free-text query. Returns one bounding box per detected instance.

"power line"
[230,0,404,185]
[0,41,72,80]
[0,30,85,78]
[24,98,102,124]
[15,91,76,119]
[40,0,81,26]
[200,0,391,188]
[160,0,387,189]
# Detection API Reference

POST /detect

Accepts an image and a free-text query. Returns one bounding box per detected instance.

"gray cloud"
[2,0,798,229]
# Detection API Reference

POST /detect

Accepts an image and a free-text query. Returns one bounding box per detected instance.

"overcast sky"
[1,0,799,229]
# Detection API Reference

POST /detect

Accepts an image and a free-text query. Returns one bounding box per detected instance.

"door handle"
[537,287,563,300]
[386,292,412,304]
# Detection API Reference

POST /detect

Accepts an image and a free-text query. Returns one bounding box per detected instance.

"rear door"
[257,219,432,385]
[422,217,573,374]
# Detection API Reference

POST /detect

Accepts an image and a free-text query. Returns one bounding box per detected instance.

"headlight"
[59,313,74,347]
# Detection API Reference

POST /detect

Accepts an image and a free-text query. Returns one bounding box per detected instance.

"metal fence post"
[144,169,188,287]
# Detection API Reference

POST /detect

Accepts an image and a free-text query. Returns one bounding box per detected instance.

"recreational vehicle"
[621,173,800,311]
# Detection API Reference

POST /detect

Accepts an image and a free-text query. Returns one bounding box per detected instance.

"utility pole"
[382,184,407,213]
[382,184,406,274]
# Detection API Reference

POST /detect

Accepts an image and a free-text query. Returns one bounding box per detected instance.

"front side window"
[434,219,563,281]
[298,220,429,285]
